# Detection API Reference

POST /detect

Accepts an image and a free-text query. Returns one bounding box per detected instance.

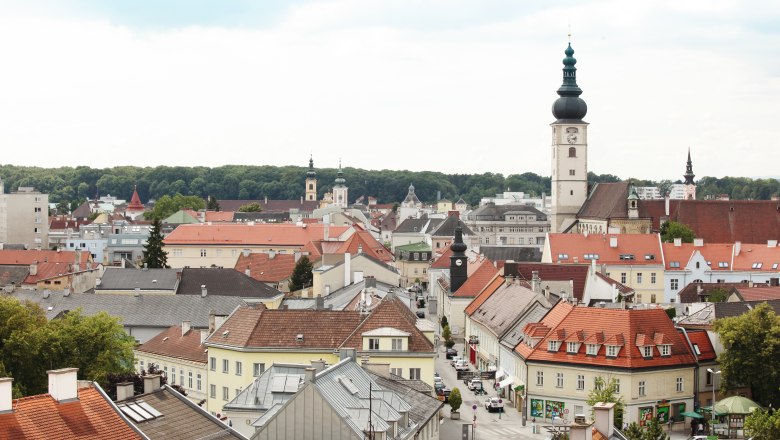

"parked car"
[466,379,483,392]
[450,356,464,367]
[436,387,451,403]
[445,348,458,359]
[434,377,443,387]
[415,310,425,318]
[454,360,469,371]
[484,397,504,413]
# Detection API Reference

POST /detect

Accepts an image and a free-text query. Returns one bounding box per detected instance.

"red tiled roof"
[734,286,780,301]
[547,233,663,266]
[23,262,93,284]
[504,262,590,302]
[336,230,394,263]
[640,199,780,243]
[683,329,717,361]
[518,302,697,369]
[204,211,234,222]
[732,243,780,271]
[127,188,144,211]
[340,297,434,352]
[234,253,296,283]
[464,276,505,316]
[0,385,142,440]
[662,242,735,270]
[452,259,499,298]
[430,246,454,269]
[48,218,85,230]
[0,250,90,265]
[136,324,208,363]
[164,224,351,246]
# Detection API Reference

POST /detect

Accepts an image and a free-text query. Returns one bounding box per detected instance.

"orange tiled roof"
[164,224,351,246]
[464,276,505,316]
[517,302,697,369]
[452,259,499,298]
[340,297,434,352]
[732,243,780,271]
[204,211,234,222]
[662,242,735,270]
[547,233,663,265]
[734,286,780,301]
[136,324,207,363]
[684,329,717,361]
[430,246,454,269]
[0,250,90,266]
[336,230,394,263]
[24,262,93,284]
[0,385,142,440]
[127,188,144,210]
[234,253,296,283]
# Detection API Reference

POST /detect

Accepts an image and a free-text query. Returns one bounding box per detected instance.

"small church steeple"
[305,155,317,201]
[332,159,348,208]
[683,148,696,200]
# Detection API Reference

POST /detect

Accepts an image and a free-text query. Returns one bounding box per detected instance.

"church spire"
[306,154,316,178]
[335,159,345,185]
[684,148,695,185]
[552,42,588,121]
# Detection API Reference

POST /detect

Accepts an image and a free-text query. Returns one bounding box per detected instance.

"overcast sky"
[0,1,778,181]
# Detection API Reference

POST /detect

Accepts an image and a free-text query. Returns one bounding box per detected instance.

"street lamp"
[707,368,721,436]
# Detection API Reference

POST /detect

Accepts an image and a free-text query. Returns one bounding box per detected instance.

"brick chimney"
[181,321,191,336]
[47,368,79,402]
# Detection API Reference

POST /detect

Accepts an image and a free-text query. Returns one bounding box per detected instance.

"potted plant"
[449,387,462,419]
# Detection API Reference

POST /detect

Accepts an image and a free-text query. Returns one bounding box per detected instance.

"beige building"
[394,242,432,288]
[0,182,49,249]
[516,301,697,425]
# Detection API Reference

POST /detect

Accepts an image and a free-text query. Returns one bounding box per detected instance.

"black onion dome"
[451,226,467,252]
[552,42,587,121]
[307,156,316,178]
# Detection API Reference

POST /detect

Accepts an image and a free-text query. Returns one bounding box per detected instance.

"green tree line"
[0,163,776,209]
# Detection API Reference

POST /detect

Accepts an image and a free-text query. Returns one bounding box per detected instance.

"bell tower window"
[569,147,576,157]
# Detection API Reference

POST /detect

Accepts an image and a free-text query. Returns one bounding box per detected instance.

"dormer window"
[548,340,560,352]
[659,344,671,356]
[718,262,729,268]
[642,346,653,358]
[558,254,569,260]
[669,262,680,268]
[567,342,579,354]
[606,345,619,358]
[584,253,600,260]
[586,344,599,356]
[752,262,763,269]
[645,254,656,260]
[619,254,635,260]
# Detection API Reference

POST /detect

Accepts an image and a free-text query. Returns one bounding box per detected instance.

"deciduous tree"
[744,408,780,440]
[660,221,695,243]
[586,377,625,426]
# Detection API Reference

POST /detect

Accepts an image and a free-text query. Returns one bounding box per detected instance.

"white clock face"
[566,133,578,144]
[455,259,463,266]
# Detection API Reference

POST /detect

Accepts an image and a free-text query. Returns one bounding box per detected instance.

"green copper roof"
[395,242,431,252]
[163,210,200,224]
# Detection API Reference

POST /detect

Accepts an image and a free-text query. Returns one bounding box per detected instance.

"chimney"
[134,287,140,297]
[201,285,207,298]
[609,237,618,248]
[324,222,330,241]
[531,271,540,293]
[268,250,276,259]
[694,238,704,247]
[143,374,162,394]
[242,249,250,257]
[181,321,191,336]
[294,251,301,263]
[0,378,12,413]
[344,253,351,286]
[43,289,50,299]
[674,238,682,247]
[735,241,741,256]
[357,244,363,254]
[305,367,317,384]
[593,402,615,438]
[340,348,357,362]
[201,329,209,344]
[310,359,327,373]
[244,268,251,278]
[569,419,594,440]
[115,382,134,401]
[30,260,38,276]
[315,295,324,310]
[363,362,391,377]
[665,196,670,216]
[48,368,79,402]
[768,240,778,248]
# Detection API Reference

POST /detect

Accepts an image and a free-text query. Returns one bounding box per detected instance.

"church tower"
[305,155,317,201]
[550,41,589,233]
[449,226,468,294]
[332,160,348,208]
[683,149,696,200]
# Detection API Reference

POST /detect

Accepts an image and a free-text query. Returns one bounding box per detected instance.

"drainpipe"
[677,326,700,409]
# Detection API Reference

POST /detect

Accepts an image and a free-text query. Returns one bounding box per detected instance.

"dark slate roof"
[713,299,780,319]
[96,268,179,292]
[233,211,289,222]
[479,247,542,263]
[394,216,430,233]
[0,266,29,286]
[10,290,245,329]
[577,181,630,219]
[365,370,443,429]
[640,199,780,243]
[178,268,283,299]
[72,201,93,219]
[677,282,746,304]
[119,386,245,439]
[467,203,547,221]
[217,199,319,213]
[430,215,474,237]
[503,262,589,303]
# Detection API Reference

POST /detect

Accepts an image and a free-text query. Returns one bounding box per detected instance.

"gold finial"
[568,24,572,42]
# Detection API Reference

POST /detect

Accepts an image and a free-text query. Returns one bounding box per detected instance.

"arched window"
[569,147,576,157]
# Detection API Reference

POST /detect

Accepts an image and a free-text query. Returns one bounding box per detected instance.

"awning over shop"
[495,369,507,380]
[680,411,704,419]
[498,376,514,388]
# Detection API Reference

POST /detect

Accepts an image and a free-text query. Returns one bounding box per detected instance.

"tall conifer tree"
[142,218,168,268]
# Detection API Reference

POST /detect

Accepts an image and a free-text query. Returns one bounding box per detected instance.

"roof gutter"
[92,381,152,440]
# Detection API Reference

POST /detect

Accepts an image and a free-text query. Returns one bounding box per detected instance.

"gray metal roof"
[467,202,547,221]
[430,215,473,237]
[366,371,443,430]
[96,268,179,291]
[479,246,542,263]
[499,300,553,349]
[178,268,283,299]
[224,364,309,412]
[10,290,245,329]
[471,283,552,337]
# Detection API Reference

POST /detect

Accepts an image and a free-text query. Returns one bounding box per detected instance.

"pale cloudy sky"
[0,1,778,180]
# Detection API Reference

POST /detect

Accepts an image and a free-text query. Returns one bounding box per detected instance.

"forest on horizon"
[1,164,778,210]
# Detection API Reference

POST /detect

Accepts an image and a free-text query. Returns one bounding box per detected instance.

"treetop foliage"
[660,221,695,243]
[2,163,775,211]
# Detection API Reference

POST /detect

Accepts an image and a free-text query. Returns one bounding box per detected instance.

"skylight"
[669,262,680,268]
[118,401,163,423]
